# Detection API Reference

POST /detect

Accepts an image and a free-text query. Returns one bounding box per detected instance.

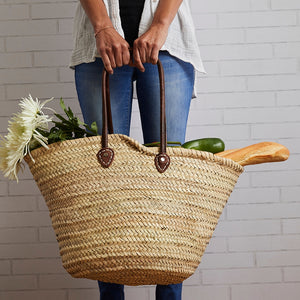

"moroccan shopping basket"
[25,60,244,286]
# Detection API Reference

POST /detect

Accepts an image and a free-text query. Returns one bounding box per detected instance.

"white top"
[70,0,206,96]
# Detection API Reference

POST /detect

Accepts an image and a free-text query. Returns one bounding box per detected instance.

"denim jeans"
[75,51,194,300]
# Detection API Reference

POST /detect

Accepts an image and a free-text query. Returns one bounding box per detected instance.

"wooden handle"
[215,142,290,166]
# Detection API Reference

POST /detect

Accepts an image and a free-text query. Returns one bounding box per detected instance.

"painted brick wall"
[0,0,299,299]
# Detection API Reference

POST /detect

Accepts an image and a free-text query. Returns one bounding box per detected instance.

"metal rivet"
[160,157,165,162]
[103,152,109,157]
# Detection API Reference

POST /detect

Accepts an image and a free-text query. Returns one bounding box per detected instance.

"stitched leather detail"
[97,148,114,168]
[155,153,170,173]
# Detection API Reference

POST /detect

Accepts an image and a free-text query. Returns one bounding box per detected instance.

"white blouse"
[70,0,206,95]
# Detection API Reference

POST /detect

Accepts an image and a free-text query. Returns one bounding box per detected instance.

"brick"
[0,228,37,243]
[200,252,254,269]
[190,0,250,13]
[0,291,67,300]
[251,0,270,10]
[188,109,223,125]
[278,138,300,155]
[185,124,250,141]
[251,171,300,187]
[193,14,218,29]
[282,219,300,234]
[0,117,10,134]
[252,123,300,139]
[0,196,36,211]
[39,274,95,289]
[13,258,65,274]
[0,38,5,52]
[203,267,281,284]
[182,286,229,300]
[0,20,56,36]
[229,187,280,204]
[34,51,71,67]
[0,211,51,227]
[214,220,281,236]
[68,289,101,300]
[271,0,300,9]
[191,92,275,109]
[0,243,59,259]
[281,187,300,202]
[205,237,227,252]
[58,19,73,34]
[232,283,300,300]
[0,275,37,291]
[274,42,300,58]
[199,61,219,76]
[197,77,247,93]
[229,235,300,251]
[0,4,29,20]
[246,27,300,43]
[200,44,273,60]
[0,181,8,196]
[6,83,77,100]
[0,260,10,274]
[221,59,297,76]
[234,172,251,189]
[224,107,300,124]
[220,11,296,28]
[256,250,300,267]
[39,226,57,242]
[277,90,300,106]
[248,75,300,91]
[31,3,77,19]
[0,100,21,117]
[37,196,49,211]
[59,67,74,82]
[8,180,41,196]
[196,28,245,45]
[0,68,57,84]
[183,268,201,285]
[245,154,299,172]
[0,85,5,99]
[284,267,300,282]
[6,35,73,52]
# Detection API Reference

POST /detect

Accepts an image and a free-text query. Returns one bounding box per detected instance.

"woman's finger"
[139,46,147,63]
[122,46,131,65]
[133,45,145,72]
[101,53,113,74]
[113,45,123,68]
[107,49,116,69]
[150,45,159,64]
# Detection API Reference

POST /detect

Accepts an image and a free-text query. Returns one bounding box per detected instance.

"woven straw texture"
[25,134,243,286]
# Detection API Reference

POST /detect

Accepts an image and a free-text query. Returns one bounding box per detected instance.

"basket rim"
[25,134,244,173]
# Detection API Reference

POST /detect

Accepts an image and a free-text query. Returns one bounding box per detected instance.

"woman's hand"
[95,27,131,74]
[132,24,168,72]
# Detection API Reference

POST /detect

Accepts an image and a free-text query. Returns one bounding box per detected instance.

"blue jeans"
[75,51,194,300]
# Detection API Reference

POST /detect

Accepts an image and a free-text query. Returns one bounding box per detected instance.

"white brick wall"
[0,0,299,299]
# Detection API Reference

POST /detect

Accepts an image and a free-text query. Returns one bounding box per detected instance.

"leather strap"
[97,60,170,173]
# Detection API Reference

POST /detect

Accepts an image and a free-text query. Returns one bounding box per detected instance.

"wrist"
[150,19,170,31]
[93,19,113,35]
[94,25,114,38]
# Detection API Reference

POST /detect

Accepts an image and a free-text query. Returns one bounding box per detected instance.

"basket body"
[25,134,243,286]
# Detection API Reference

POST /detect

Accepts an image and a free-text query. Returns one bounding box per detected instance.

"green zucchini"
[181,138,225,154]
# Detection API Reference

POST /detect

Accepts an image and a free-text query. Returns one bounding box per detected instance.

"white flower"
[0,95,54,181]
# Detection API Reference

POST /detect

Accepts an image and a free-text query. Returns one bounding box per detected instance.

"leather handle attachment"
[97,60,170,173]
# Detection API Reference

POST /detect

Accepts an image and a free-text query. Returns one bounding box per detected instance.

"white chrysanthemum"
[0,95,54,181]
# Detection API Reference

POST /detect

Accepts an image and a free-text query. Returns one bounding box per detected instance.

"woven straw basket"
[25,61,243,286]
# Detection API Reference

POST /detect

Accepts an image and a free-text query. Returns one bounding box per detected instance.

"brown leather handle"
[97,60,170,173]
